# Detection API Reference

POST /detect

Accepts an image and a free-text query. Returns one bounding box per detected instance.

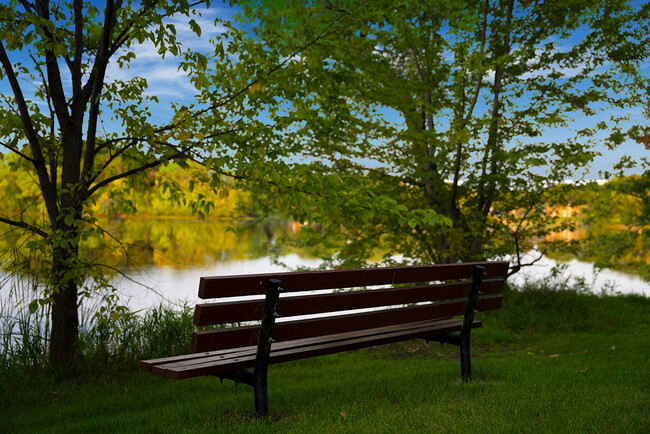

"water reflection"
[115,254,322,312]
[544,223,649,283]
[510,250,649,297]
[545,228,587,242]
[96,219,322,311]
[84,218,301,269]
[109,219,647,309]
[1,219,648,322]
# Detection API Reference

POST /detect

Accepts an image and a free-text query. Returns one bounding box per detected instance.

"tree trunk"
[471,0,515,259]
[48,204,84,377]
[49,261,82,377]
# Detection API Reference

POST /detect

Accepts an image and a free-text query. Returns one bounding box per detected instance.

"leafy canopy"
[236,0,650,269]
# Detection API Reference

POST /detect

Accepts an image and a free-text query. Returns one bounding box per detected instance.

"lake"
[108,219,649,313]
[1,218,649,324]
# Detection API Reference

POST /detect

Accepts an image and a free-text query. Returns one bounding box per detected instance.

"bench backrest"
[191,261,509,353]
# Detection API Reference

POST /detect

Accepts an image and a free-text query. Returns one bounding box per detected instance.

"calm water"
[508,250,649,297]
[108,220,649,313]
[115,251,650,314]
[1,219,649,322]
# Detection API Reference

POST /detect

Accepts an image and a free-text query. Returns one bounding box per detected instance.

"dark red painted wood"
[198,261,509,298]
[190,295,502,352]
[152,318,478,379]
[140,344,256,373]
[145,319,453,373]
[194,279,505,326]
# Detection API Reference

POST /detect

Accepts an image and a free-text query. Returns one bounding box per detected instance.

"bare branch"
[81,0,119,190]
[0,141,35,163]
[0,42,59,220]
[508,247,547,277]
[93,263,182,307]
[86,152,185,198]
[0,215,48,238]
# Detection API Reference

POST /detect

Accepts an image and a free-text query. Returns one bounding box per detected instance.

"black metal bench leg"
[254,366,269,417]
[253,278,282,418]
[460,265,484,383]
[460,334,471,383]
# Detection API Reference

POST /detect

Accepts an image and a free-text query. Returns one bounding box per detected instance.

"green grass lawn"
[1,289,649,433]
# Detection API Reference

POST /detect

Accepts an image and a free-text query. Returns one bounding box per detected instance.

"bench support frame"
[253,278,282,418]
[247,266,486,417]
[461,265,484,382]
[426,265,484,382]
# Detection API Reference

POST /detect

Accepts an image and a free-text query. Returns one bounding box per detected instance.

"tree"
[241,0,650,270]
[0,0,308,376]
[581,171,650,282]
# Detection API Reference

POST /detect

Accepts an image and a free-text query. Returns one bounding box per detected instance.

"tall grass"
[80,303,195,376]
[0,301,195,379]
[0,272,50,374]
[0,306,50,372]
[485,277,649,336]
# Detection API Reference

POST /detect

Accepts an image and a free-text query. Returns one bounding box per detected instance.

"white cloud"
[104,6,232,102]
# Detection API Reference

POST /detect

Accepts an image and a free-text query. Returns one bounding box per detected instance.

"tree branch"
[0,141,35,163]
[508,246,547,277]
[89,121,240,187]
[34,0,71,130]
[154,8,350,135]
[0,42,59,221]
[81,0,119,191]
[464,0,489,123]
[71,0,83,99]
[89,139,139,186]
[448,0,489,218]
[18,1,34,13]
[0,215,48,238]
[479,0,515,218]
[77,0,157,107]
[86,152,185,198]
[28,52,59,192]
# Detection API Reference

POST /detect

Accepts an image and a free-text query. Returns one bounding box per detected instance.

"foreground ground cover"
[1,287,648,433]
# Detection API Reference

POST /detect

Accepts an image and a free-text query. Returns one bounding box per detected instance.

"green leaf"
[189,19,202,37]
[28,300,39,314]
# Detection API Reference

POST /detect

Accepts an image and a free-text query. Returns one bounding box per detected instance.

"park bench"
[140,261,509,417]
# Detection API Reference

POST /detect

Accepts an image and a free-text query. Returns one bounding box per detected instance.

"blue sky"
[1,1,648,178]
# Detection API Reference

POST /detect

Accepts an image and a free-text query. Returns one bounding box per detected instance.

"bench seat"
[140,317,480,379]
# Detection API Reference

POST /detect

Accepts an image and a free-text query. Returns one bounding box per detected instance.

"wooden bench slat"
[154,318,477,379]
[198,261,510,298]
[139,344,257,372]
[194,279,505,326]
[145,319,456,373]
[191,294,502,352]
